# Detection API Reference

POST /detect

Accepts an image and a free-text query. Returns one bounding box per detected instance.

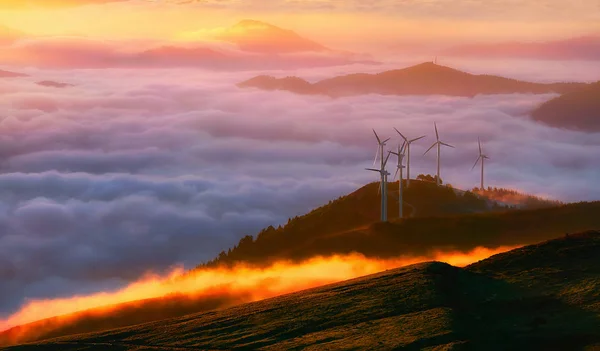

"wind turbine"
[394,127,425,188]
[389,142,407,219]
[424,122,454,186]
[472,137,490,191]
[366,129,391,222]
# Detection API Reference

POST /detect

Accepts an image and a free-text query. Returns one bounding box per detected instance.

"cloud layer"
[0,36,366,69]
[0,62,599,320]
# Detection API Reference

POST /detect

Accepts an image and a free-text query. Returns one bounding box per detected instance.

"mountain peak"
[217,19,328,54]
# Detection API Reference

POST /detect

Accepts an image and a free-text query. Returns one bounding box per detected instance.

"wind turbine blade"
[441,142,455,148]
[365,168,381,172]
[393,168,399,181]
[389,151,399,156]
[478,137,482,155]
[434,122,439,140]
[383,138,391,144]
[373,129,381,144]
[394,127,408,142]
[378,182,381,195]
[424,143,436,155]
[373,147,379,167]
[400,141,407,154]
[383,152,391,167]
[471,157,481,170]
[410,135,426,143]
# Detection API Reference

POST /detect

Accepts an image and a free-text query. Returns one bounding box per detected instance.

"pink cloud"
[0,36,374,70]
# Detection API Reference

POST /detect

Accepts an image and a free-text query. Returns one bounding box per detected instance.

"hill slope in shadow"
[1,186,597,346]
[531,81,600,132]
[238,62,587,97]
[6,231,599,350]
[200,181,595,267]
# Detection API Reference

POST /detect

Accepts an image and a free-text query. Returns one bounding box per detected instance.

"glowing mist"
[0,245,519,339]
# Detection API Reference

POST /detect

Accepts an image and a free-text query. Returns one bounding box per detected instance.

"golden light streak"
[0,244,519,343]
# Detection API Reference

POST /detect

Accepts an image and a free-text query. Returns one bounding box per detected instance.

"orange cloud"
[0,245,518,343]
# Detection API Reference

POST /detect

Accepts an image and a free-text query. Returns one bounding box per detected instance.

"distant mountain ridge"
[0,20,374,70]
[215,19,329,54]
[238,62,587,97]
[531,80,600,132]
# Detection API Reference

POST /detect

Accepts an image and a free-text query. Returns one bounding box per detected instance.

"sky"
[0,0,599,50]
[0,0,599,330]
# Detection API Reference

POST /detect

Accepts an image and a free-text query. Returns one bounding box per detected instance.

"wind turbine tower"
[424,122,455,186]
[394,127,425,188]
[389,142,407,219]
[366,130,391,222]
[472,137,490,190]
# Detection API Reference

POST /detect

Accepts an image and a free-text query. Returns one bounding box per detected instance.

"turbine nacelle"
[424,123,454,155]
[373,129,390,146]
[372,129,391,167]
[365,168,391,176]
[394,127,425,146]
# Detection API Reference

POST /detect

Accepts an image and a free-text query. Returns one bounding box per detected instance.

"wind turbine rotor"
[383,152,391,167]
[471,156,481,170]
[373,129,382,144]
[394,128,408,142]
[424,142,437,155]
[410,135,426,143]
[373,146,380,167]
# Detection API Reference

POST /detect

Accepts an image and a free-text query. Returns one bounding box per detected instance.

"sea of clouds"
[0,61,599,319]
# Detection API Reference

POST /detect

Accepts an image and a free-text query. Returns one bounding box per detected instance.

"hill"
[202,200,600,268]
[530,80,600,132]
[444,35,600,61]
[237,62,587,97]
[215,19,329,54]
[198,180,578,267]
[0,181,590,346]
[472,187,563,209]
[5,231,599,350]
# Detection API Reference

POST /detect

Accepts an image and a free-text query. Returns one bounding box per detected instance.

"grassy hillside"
[531,80,600,132]
[7,231,599,350]
[0,181,579,347]
[200,180,593,267]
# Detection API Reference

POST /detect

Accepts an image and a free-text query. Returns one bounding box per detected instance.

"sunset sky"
[1,0,599,49]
